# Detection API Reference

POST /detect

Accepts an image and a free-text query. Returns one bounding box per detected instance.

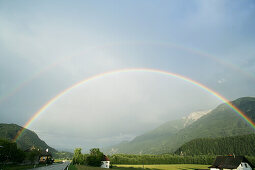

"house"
[209,156,254,170]
[101,155,110,169]
[39,152,54,164]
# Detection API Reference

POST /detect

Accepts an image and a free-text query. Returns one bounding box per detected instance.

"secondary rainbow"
[14,68,255,141]
[3,42,255,106]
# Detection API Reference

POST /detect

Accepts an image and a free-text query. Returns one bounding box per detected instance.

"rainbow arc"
[14,68,255,142]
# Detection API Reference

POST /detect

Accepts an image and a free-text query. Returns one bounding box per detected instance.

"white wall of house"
[101,161,110,168]
[236,162,252,170]
[210,162,252,170]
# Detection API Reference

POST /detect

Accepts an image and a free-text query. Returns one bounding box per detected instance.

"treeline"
[109,154,216,165]
[108,154,255,166]
[53,151,73,160]
[175,134,255,156]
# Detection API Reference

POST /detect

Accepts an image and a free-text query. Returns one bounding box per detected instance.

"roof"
[209,156,255,169]
[39,150,52,157]
[102,155,110,161]
[40,153,52,157]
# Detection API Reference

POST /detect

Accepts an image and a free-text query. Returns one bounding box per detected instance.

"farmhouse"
[101,155,110,169]
[39,152,54,164]
[209,156,254,170]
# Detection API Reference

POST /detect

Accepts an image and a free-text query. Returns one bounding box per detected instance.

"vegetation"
[0,123,74,160]
[115,164,211,170]
[87,148,104,167]
[75,165,105,170]
[68,163,78,170]
[0,123,56,153]
[175,134,255,156]
[0,164,43,170]
[107,154,255,168]
[73,148,104,167]
[0,138,25,163]
[109,154,216,165]
[0,138,54,168]
[104,97,255,154]
[53,151,74,160]
[71,164,211,170]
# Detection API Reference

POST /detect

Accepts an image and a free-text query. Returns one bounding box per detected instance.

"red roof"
[102,155,110,161]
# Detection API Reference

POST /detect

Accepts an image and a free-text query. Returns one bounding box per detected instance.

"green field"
[70,164,210,170]
[114,164,210,170]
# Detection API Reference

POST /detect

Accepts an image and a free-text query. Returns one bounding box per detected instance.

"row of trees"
[108,154,255,166]
[73,148,105,167]
[109,154,216,165]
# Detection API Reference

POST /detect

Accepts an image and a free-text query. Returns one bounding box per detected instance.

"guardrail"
[64,162,70,170]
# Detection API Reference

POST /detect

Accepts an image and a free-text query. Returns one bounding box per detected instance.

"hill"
[106,119,186,154]
[104,110,211,154]
[0,123,57,153]
[105,97,255,154]
[175,134,255,156]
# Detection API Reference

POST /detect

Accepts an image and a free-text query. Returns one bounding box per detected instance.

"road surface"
[32,161,70,170]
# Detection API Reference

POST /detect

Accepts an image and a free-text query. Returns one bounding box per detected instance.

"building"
[101,155,110,168]
[209,156,254,170]
[39,152,54,164]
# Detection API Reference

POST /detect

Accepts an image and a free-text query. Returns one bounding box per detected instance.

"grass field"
[114,164,210,170]
[70,164,210,170]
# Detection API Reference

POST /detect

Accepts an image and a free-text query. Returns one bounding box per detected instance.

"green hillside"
[104,119,185,154]
[168,97,255,152]
[105,97,255,154]
[175,134,255,156]
[0,123,57,153]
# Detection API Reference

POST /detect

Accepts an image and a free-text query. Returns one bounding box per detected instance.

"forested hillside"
[105,97,255,154]
[0,123,57,153]
[105,119,186,154]
[175,134,255,156]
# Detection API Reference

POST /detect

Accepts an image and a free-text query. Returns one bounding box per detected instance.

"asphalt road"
[32,161,70,170]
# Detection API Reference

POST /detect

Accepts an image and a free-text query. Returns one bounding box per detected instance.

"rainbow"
[14,68,255,141]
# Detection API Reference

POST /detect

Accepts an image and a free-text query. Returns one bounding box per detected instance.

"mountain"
[0,123,57,153]
[105,97,255,154]
[106,119,185,154]
[105,109,211,154]
[182,110,211,127]
[175,134,255,156]
[168,97,255,151]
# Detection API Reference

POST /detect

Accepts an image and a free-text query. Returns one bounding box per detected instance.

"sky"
[0,0,255,151]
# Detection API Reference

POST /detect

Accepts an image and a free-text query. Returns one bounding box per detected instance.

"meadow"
[69,164,210,170]
[114,164,210,170]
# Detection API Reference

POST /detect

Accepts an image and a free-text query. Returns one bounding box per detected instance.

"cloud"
[217,78,226,84]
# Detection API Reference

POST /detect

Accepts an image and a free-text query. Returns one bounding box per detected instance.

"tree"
[87,148,104,167]
[27,149,40,164]
[0,139,25,163]
[73,148,83,164]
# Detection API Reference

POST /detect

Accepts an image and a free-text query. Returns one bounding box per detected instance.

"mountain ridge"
[0,123,57,153]
[104,97,255,154]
